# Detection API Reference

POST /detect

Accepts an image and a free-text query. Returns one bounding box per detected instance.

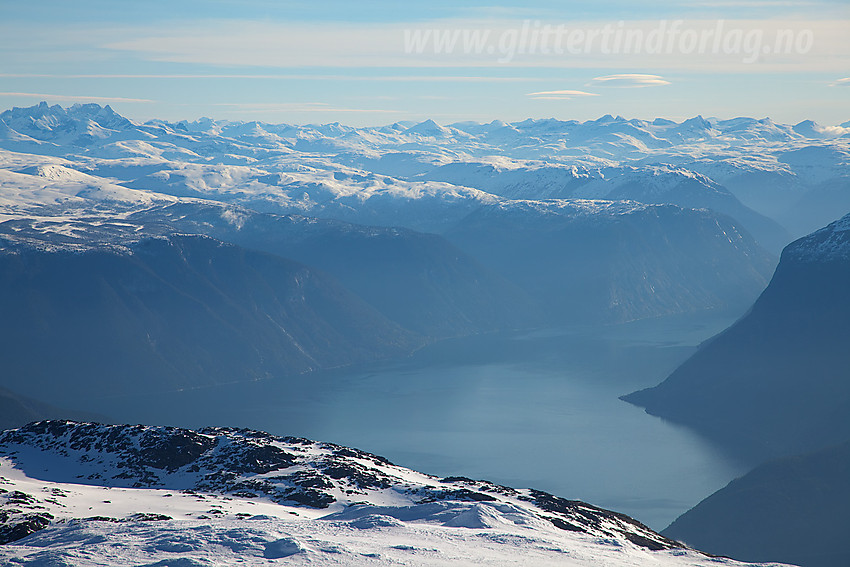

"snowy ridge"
[485,197,650,217]
[783,212,850,263]
[0,421,677,541]
[0,421,789,566]
[0,102,845,244]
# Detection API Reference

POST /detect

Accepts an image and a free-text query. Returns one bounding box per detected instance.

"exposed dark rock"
[0,421,686,553]
[0,513,52,544]
[138,432,216,471]
[549,517,583,532]
[129,513,172,522]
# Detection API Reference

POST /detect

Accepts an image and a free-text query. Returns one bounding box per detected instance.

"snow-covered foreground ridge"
[0,421,788,566]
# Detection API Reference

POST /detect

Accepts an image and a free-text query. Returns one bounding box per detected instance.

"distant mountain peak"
[406,118,449,135]
[0,101,135,143]
[680,115,712,129]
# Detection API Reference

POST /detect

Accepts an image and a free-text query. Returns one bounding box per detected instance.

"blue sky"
[1,0,848,126]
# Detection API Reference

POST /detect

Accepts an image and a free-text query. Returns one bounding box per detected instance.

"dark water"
[90,312,753,530]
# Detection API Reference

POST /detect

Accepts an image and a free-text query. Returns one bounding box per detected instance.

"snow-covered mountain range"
[2,103,846,565]
[5,102,833,330]
[2,102,847,245]
[0,420,788,566]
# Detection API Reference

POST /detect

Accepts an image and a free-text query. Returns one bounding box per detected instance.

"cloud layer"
[588,74,671,88]
[527,89,599,100]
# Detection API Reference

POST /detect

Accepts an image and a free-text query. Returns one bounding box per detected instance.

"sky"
[1,0,848,126]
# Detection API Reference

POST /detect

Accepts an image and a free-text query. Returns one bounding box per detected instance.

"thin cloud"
[527,89,600,101]
[830,77,850,86]
[527,90,598,97]
[587,74,671,88]
[0,92,154,103]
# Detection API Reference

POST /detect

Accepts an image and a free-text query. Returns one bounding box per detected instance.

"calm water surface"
[96,313,753,530]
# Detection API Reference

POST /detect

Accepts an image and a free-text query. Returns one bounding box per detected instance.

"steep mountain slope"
[663,441,850,567]
[0,235,422,405]
[125,202,541,337]
[445,200,776,323]
[0,421,780,566]
[0,200,539,338]
[623,213,850,458]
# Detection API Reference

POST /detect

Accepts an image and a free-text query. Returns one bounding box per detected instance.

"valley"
[1,101,849,566]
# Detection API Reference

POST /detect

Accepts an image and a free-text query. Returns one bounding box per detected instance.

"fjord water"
[85,312,751,530]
